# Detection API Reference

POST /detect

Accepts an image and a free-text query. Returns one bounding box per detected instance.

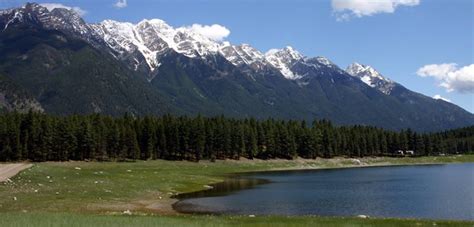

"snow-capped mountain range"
[91,19,338,81]
[2,2,472,132]
[0,2,397,91]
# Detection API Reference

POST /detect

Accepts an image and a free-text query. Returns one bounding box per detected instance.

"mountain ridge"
[0,2,472,132]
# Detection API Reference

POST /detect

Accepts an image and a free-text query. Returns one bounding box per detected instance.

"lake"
[174,163,474,220]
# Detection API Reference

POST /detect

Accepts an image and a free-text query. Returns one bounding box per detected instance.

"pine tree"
[246,127,258,159]
[77,121,95,160]
[52,120,77,161]
[193,116,205,161]
[414,134,425,155]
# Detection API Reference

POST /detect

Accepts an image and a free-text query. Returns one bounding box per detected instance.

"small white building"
[406,150,414,155]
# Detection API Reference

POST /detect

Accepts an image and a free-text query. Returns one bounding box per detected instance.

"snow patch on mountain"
[346,62,396,94]
[314,56,334,67]
[3,11,23,30]
[265,46,304,80]
[1,3,99,44]
[433,94,451,102]
[219,42,267,69]
[0,8,13,16]
[92,20,162,70]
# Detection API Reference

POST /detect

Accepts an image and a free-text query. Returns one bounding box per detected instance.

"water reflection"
[173,177,270,214]
[174,177,270,200]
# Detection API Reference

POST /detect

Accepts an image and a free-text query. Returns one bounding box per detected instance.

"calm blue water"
[174,163,474,220]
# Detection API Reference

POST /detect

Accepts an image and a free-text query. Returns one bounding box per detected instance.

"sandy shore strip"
[0,163,33,182]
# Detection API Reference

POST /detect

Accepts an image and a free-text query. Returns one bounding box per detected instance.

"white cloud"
[40,3,87,16]
[432,94,451,102]
[188,24,230,41]
[417,63,474,93]
[332,0,420,20]
[114,0,127,9]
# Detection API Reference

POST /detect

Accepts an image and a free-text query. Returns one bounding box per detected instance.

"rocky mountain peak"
[264,46,305,79]
[1,2,100,45]
[219,43,266,67]
[346,63,396,95]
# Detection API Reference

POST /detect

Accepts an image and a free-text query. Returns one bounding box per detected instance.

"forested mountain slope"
[0,3,472,131]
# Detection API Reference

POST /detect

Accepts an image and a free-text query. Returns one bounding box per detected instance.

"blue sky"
[1,0,473,112]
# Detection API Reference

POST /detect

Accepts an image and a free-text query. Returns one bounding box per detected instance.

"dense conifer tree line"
[0,112,472,162]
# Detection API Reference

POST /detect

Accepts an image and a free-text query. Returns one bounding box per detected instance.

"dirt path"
[0,163,33,182]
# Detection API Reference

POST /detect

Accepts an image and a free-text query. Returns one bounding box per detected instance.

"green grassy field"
[0,212,472,227]
[0,155,473,226]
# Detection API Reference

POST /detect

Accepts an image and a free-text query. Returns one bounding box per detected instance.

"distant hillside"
[0,3,472,131]
[0,74,43,113]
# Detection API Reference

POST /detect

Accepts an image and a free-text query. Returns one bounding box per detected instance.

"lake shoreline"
[1,155,472,225]
[170,155,474,219]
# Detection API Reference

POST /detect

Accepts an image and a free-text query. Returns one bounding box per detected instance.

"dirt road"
[0,163,33,182]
